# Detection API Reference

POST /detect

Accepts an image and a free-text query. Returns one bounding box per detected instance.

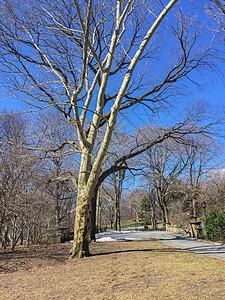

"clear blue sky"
[0,94,27,112]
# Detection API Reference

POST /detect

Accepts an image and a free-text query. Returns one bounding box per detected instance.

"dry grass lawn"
[0,239,225,300]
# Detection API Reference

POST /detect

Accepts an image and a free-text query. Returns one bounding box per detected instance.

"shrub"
[203,211,225,242]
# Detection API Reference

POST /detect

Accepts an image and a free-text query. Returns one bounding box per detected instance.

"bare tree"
[34,111,78,241]
[203,169,225,212]
[183,136,220,220]
[208,0,225,34]
[127,190,144,223]
[140,129,190,228]
[111,168,126,231]
[0,111,40,249]
[0,110,78,249]
[0,0,221,257]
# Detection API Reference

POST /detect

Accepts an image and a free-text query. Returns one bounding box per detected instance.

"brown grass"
[0,240,225,300]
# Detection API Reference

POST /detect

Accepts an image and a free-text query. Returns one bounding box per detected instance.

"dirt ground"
[0,240,225,300]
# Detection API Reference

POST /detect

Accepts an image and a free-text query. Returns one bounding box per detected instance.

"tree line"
[1,108,224,249]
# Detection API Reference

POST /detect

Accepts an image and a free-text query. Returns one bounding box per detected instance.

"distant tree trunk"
[192,197,197,220]
[90,187,98,241]
[20,222,24,245]
[11,233,22,251]
[160,199,169,229]
[1,225,10,249]
[164,205,169,224]
[96,189,102,233]
[26,227,30,247]
[130,207,139,223]
[90,165,128,241]
[151,199,157,230]
[54,159,63,243]
[113,169,125,231]
[156,190,168,229]
[113,188,121,231]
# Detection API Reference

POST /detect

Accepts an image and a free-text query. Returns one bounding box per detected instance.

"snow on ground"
[96,230,137,242]
[96,230,136,242]
[64,230,138,243]
[97,236,135,242]
[96,230,137,236]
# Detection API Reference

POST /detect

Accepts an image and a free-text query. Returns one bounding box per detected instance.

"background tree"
[0,110,77,249]
[35,111,78,242]
[141,131,190,227]
[208,0,225,34]
[139,188,157,228]
[126,189,146,223]
[0,111,40,249]
[202,169,225,212]
[183,136,219,220]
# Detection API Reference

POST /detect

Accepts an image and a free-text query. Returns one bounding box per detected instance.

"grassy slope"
[0,240,225,300]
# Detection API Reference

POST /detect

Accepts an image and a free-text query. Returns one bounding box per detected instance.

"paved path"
[96,231,225,260]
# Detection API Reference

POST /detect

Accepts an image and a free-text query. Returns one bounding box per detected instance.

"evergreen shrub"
[203,211,225,242]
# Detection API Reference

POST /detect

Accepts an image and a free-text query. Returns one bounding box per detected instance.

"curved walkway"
[96,231,225,260]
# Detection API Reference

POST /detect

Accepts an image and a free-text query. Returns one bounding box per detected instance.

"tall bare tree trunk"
[70,0,178,257]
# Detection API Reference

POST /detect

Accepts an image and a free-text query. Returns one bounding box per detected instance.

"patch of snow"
[118,238,135,241]
[96,237,117,242]
[96,230,137,236]
[97,236,135,242]
[123,226,144,230]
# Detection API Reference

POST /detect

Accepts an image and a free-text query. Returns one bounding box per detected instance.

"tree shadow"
[91,247,184,257]
[183,245,225,255]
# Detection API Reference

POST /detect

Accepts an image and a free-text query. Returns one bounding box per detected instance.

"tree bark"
[70,194,91,258]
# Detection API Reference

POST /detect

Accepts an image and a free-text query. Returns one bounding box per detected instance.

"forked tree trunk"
[69,0,178,258]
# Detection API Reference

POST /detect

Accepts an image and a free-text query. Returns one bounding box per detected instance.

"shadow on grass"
[0,244,71,273]
[183,245,225,255]
[91,247,184,257]
[0,248,69,261]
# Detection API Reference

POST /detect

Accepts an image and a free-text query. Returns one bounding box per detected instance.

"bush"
[203,211,225,242]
